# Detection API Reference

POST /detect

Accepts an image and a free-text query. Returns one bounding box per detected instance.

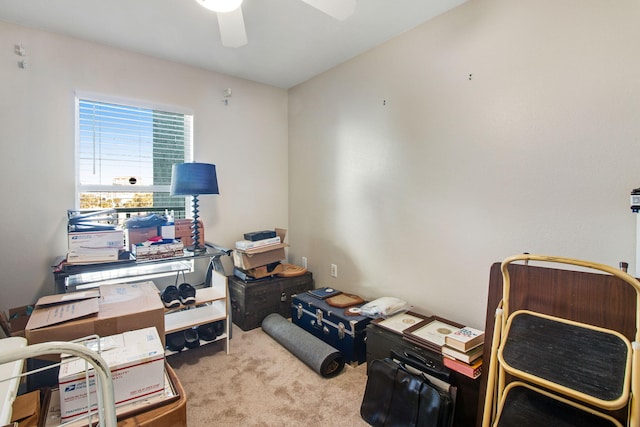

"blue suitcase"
[291,292,370,364]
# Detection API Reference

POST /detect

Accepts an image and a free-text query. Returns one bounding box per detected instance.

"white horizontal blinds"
[77,98,193,216]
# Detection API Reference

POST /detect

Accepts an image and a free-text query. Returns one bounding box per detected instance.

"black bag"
[360,356,454,427]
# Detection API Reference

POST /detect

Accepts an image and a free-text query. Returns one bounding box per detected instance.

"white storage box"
[68,229,125,251]
[132,241,184,260]
[57,327,165,421]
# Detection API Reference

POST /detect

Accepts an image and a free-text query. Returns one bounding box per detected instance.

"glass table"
[53,242,231,294]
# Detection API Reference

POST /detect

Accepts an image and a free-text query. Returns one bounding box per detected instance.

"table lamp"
[170,162,219,253]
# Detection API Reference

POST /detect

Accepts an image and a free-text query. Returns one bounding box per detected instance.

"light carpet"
[167,324,370,426]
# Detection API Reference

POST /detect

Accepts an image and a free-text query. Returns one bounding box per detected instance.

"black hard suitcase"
[366,323,480,427]
[228,272,314,331]
[291,292,370,364]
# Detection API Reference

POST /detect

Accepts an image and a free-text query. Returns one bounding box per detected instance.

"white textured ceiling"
[0,0,467,88]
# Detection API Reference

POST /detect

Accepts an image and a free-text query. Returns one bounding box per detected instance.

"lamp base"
[188,195,205,254]
[184,245,207,254]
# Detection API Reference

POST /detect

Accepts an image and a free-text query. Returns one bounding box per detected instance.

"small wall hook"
[15,44,26,56]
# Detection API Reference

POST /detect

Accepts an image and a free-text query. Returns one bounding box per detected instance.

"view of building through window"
[76,97,193,220]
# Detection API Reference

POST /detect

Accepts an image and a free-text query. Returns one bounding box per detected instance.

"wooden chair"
[482,254,640,427]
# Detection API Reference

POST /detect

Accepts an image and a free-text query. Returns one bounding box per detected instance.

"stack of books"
[441,326,484,379]
[235,235,281,251]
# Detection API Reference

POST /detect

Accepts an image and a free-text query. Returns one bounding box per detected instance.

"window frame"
[74,91,194,214]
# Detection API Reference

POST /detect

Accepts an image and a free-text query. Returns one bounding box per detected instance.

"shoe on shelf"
[178,283,196,305]
[161,285,180,308]
[184,328,200,349]
[166,331,185,352]
[213,320,225,337]
[197,323,217,342]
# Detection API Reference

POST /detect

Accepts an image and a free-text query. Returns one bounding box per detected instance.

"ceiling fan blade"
[300,0,356,21]
[216,7,248,48]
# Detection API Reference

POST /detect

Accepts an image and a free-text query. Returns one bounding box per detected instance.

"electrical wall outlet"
[301,256,308,269]
[330,263,338,278]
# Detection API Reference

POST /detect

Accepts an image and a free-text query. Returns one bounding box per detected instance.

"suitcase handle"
[402,350,431,367]
[389,349,451,382]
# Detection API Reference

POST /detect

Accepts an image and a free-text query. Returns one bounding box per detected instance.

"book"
[441,343,483,363]
[307,287,342,299]
[235,236,281,250]
[244,230,277,241]
[443,356,482,379]
[444,326,484,352]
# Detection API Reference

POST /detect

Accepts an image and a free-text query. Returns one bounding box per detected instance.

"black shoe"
[166,331,185,352]
[213,320,225,337]
[161,285,180,308]
[178,283,196,305]
[197,323,217,342]
[184,328,200,348]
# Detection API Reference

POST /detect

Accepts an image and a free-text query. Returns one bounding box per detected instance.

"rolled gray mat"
[262,313,345,378]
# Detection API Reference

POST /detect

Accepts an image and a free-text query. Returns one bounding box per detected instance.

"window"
[76,94,193,220]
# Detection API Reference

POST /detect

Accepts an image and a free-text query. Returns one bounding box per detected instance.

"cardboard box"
[7,305,34,337]
[44,365,183,427]
[66,248,120,264]
[126,227,160,248]
[58,327,165,421]
[26,282,165,357]
[246,263,284,279]
[233,228,288,269]
[68,229,125,251]
[10,390,40,426]
[233,248,286,270]
[174,219,204,247]
[26,290,101,331]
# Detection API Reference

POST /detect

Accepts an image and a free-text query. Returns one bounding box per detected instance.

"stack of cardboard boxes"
[25,281,165,350]
[21,282,172,424]
[232,228,288,279]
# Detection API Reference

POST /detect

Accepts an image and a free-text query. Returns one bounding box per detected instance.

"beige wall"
[288,0,640,328]
[0,22,288,312]
[3,0,640,330]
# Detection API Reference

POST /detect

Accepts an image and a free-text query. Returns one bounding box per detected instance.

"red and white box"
[57,326,165,421]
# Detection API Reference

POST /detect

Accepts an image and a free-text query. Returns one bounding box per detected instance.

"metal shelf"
[164,301,226,334]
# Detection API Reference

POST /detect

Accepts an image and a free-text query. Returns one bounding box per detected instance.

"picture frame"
[371,311,429,335]
[402,316,464,352]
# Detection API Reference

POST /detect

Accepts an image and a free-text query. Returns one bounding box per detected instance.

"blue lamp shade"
[170,163,219,196]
